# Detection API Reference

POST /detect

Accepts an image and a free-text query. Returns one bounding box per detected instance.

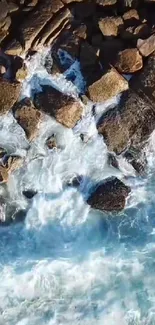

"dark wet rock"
[133,23,150,39]
[74,1,95,19]
[87,177,131,212]
[0,78,21,115]
[61,0,83,3]
[23,189,37,199]
[79,41,102,86]
[99,16,124,37]
[72,24,87,40]
[13,98,42,140]
[87,67,128,103]
[115,48,143,73]
[8,2,19,13]
[107,152,119,169]
[99,39,125,67]
[46,134,57,149]
[0,147,7,159]
[34,85,83,128]
[97,88,155,155]
[67,175,83,187]
[123,148,146,175]
[137,34,155,57]
[0,0,8,22]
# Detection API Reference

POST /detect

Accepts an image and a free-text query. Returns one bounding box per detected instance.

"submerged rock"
[46,135,57,149]
[23,190,37,199]
[13,98,42,140]
[34,86,83,128]
[87,177,131,212]
[0,78,21,115]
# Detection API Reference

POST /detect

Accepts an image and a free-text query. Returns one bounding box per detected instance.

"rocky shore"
[1,0,155,221]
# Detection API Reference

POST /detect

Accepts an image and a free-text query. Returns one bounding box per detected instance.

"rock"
[123,9,139,27]
[0,147,7,159]
[91,33,103,47]
[87,177,131,212]
[99,39,125,67]
[15,63,27,81]
[99,16,124,37]
[107,152,119,169]
[23,189,37,199]
[3,156,24,172]
[34,8,72,48]
[72,24,87,40]
[0,0,8,22]
[67,175,83,187]
[0,29,8,43]
[46,135,57,149]
[61,0,83,3]
[87,67,128,103]
[97,88,155,154]
[0,165,8,183]
[79,41,102,85]
[119,0,139,9]
[133,24,150,39]
[137,34,155,57]
[8,2,19,12]
[121,26,135,39]
[74,2,95,19]
[5,39,22,56]
[34,86,83,128]
[123,148,146,175]
[13,98,42,140]
[0,78,21,115]
[0,65,6,74]
[96,0,117,6]
[5,0,64,55]
[1,16,11,31]
[115,48,143,73]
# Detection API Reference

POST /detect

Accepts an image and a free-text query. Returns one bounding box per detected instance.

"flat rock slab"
[115,48,143,73]
[34,85,83,128]
[87,67,128,103]
[99,16,124,37]
[87,177,131,212]
[137,34,155,57]
[0,78,21,115]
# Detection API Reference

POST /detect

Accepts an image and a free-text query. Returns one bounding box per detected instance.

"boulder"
[87,177,131,212]
[0,165,8,183]
[123,9,139,27]
[99,16,124,37]
[73,2,95,19]
[46,134,57,149]
[0,65,6,75]
[115,48,143,73]
[0,147,7,159]
[133,24,150,39]
[13,98,42,140]
[34,86,83,128]
[23,189,37,199]
[97,89,155,154]
[87,67,128,103]
[0,78,21,115]
[0,0,8,22]
[99,39,125,67]
[137,34,155,57]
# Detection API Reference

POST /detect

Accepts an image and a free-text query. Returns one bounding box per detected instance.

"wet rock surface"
[87,177,131,212]
[115,48,143,73]
[0,78,21,115]
[34,85,83,128]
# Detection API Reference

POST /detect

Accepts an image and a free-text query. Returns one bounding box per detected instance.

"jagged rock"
[87,67,128,103]
[133,24,150,39]
[15,63,27,81]
[46,135,57,149]
[8,2,19,12]
[5,0,64,55]
[67,175,83,187]
[5,39,22,56]
[96,0,117,6]
[123,9,139,27]
[0,29,8,43]
[79,41,102,85]
[87,177,131,212]
[34,86,83,128]
[4,156,24,172]
[26,0,39,6]
[107,152,119,169]
[99,39,125,67]
[0,78,21,115]
[13,98,42,140]
[99,16,124,37]
[115,48,143,73]
[137,34,155,57]
[0,147,7,159]
[34,8,72,48]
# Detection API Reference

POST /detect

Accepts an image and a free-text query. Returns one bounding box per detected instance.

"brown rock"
[61,0,83,3]
[96,0,117,6]
[0,0,8,21]
[87,177,131,212]
[34,86,83,128]
[87,67,128,103]
[0,29,8,43]
[115,48,143,73]
[5,39,22,56]
[120,0,139,9]
[16,64,27,81]
[26,0,38,6]
[46,135,57,149]
[4,156,24,172]
[123,9,139,27]
[72,24,87,40]
[5,0,64,55]
[137,34,155,57]
[1,16,11,31]
[8,2,19,12]
[0,165,8,183]
[99,16,124,37]
[13,98,42,140]
[121,26,135,40]
[0,78,21,115]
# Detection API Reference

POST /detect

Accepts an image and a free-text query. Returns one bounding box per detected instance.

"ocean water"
[0,48,155,325]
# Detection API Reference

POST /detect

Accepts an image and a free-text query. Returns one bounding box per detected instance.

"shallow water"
[0,48,155,325]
